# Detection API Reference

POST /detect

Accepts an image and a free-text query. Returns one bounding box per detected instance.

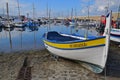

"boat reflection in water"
[0,24,99,53]
[15,27,26,49]
[28,26,39,48]
[15,27,26,32]
[3,27,13,51]
[0,27,2,32]
[28,26,39,32]
[8,29,12,50]
[3,27,14,31]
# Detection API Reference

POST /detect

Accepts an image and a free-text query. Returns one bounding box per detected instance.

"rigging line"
[17,0,20,17]
[46,3,49,32]
[108,0,110,10]
[85,0,90,39]
[48,8,51,31]
[117,2,120,18]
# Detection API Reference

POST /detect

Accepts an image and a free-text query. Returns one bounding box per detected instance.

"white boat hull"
[69,22,78,26]
[14,23,24,27]
[110,36,120,42]
[45,43,105,71]
[110,28,120,42]
[111,28,120,35]
[4,23,12,28]
[77,22,88,26]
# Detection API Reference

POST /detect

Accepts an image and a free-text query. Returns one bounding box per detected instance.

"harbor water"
[0,24,98,53]
[0,24,120,80]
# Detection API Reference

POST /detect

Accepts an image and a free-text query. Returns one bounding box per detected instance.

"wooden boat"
[43,11,112,73]
[110,28,120,42]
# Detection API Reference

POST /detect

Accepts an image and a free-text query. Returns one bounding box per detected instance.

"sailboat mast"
[105,0,109,15]
[46,3,48,20]
[117,4,120,19]
[85,1,90,39]
[17,0,20,17]
[3,7,5,17]
[87,6,89,19]
[33,3,35,19]
[6,2,9,22]
[48,8,51,21]
[71,8,73,20]
[46,3,49,32]
[48,8,51,27]
[74,9,77,19]
[107,0,110,11]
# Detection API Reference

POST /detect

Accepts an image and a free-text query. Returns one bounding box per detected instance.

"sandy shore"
[0,44,120,80]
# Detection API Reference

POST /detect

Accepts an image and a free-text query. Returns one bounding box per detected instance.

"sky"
[0,0,120,18]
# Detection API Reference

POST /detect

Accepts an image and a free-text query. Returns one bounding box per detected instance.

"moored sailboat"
[43,11,112,73]
[110,28,120,42]
[110,5,120,43]
[4,2,14,28]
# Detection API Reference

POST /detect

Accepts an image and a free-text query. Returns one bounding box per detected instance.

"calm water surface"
[0,24,99,53]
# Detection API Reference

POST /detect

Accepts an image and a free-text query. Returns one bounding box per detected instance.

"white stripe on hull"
[110,36,120,42]
[45,44,106,68]
[69,22,78,26]
[110,28,120,42]
[14,24,24,27]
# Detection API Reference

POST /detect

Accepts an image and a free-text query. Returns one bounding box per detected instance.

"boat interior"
[46,31,80,42]
[46,31,104,42]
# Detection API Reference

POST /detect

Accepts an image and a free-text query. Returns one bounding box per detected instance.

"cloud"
[0,0,119,17]
[97,6,106,11]
[0,0,17,14]
[0,0,31,17]
[80,0,120,16]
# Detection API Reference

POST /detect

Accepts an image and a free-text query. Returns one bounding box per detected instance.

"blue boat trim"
[110,33,120,37]
[43,31,106,44]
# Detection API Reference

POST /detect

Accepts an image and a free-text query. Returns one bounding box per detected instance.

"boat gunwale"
[43,35,106,44]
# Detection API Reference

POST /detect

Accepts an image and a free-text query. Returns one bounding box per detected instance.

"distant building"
[77,12,119,21]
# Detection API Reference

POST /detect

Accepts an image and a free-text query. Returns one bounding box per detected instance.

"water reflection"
[8,30,12,50]
[0,28,2,32]
[20,32,23,48]
[34,31,37,48]
[28,26,39,32]
[27,26,39,48]
[4,27,14,31]
[15,27,26,31]
[0,25,98,53]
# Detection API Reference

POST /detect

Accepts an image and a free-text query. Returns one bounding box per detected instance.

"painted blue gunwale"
[43,36,105,44]
[43,31,106,44]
